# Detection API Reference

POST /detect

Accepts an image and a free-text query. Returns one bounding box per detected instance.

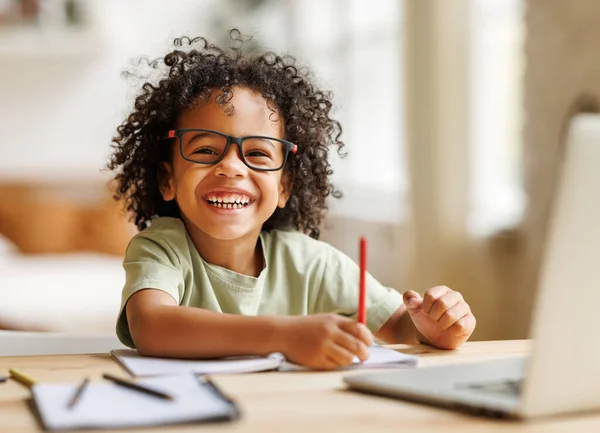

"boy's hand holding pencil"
[278,314,373,370]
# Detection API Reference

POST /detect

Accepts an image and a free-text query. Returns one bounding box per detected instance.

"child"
[108,31,476,370]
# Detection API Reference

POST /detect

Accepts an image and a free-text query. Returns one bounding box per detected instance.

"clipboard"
[30,374,240,431]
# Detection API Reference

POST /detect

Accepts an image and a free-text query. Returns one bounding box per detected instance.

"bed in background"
[0,234,125,332]
[0,181,134,333]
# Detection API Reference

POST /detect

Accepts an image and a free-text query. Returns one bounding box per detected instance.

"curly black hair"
[107,30,345,239]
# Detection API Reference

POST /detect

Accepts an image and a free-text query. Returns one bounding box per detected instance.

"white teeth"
[205,193,252,206]
[206,201,251,209]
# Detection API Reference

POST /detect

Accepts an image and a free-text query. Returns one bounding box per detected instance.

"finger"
[333,326,370,361]
[338,320,373,347]
[447,313,477,336]
[422,286,452,314]
[438,303,472,330]
[305,354,341,371]
[402,290,423,315]
[324,340,358,367]
[314,356,342,371]
[429,291,464,322]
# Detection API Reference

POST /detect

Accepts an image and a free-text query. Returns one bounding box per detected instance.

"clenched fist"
[403,286,476,349]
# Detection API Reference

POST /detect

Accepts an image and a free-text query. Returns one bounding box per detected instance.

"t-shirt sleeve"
[115,233,186,348]
[312,246,404,333]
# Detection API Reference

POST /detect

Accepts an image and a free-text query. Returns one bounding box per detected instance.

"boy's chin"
[205,226,261,242]
[182,215,260,242]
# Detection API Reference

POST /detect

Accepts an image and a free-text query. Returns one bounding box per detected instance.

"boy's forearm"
[131,305,287,358]
[376,305,422,344]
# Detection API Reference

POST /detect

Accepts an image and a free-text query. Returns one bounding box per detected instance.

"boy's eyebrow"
[247,137,277,148]
[188,131,211,137]
[184,131,212,143]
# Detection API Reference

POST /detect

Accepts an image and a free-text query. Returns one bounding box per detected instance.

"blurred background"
[0,0,596,340]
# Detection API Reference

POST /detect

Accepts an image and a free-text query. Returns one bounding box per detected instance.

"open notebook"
[31,374,239,431]
[111,345,418,377]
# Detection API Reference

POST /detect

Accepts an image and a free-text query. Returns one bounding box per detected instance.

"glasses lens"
[181,131,228,164]
[241,138,286,170]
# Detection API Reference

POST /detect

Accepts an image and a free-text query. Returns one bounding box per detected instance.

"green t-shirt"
[116,217,404,348]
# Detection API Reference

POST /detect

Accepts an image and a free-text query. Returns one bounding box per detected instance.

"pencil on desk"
[8,368,37,388]
[358,236,367,325]
[102,373,174,401]
[67,377,90,409]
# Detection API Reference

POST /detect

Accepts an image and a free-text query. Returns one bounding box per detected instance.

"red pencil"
[358,236,367,325]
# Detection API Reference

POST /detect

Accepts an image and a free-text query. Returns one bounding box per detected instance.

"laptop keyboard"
[458,379,523,396]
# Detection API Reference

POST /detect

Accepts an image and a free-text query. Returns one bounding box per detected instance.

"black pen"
[102,373,174,401]
[67,378,90,409]
[198,375,241,420]
[201,376,235,405]
[0,376,7,383]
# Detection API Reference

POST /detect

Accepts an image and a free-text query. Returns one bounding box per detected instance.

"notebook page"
[111,349,283,377]
[32,375,237,431]
[279,345,418,371]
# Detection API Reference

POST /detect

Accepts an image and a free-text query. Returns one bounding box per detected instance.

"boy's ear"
[158,162,175,201]
[277,172,292,208]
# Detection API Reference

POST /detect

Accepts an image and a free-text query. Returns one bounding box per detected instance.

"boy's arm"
[126,289,284,358]
[125,289,374,368]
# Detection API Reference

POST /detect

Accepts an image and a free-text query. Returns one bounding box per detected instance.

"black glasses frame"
[162,128,298,172]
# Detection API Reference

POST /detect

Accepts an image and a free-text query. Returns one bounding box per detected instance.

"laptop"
[343,113,600,419]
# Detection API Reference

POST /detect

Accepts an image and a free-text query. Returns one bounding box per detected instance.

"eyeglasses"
[162,128,298,172]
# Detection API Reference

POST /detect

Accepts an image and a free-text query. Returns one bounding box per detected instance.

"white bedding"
[0,244,125,333]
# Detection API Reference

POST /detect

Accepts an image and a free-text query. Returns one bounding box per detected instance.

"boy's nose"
[215,144,247,177]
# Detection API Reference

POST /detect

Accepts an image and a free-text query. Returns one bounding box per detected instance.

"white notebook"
[31,374,239,431]
[279,345,419,371]
[111,350,285,376]
[111,346,418,377]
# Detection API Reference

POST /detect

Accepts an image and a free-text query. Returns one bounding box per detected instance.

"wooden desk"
[1,340,598,432]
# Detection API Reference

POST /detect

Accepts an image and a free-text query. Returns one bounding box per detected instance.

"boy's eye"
[192,147,218,155]
[246,150,271,159]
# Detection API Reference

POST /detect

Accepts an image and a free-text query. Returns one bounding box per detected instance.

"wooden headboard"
[0,181,136,256]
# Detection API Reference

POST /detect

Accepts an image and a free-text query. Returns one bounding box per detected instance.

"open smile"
[202,192,255,210]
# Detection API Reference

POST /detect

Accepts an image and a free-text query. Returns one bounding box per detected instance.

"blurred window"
[468,0,525,234]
